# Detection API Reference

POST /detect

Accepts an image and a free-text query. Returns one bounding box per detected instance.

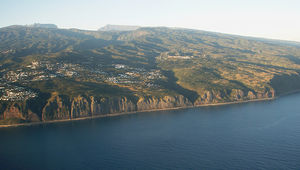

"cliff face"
[0,94,193,123]
[41,94,193,121]
[42,94,71,120]
[136,95,192,110]
[0,88,275,124]
[3,104,25,120]
[194,89,275,105]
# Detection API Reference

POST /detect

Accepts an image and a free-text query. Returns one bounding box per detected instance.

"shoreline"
[277,89,300,98]
[0,97,275,128]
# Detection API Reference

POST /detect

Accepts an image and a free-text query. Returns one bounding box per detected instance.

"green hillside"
[1,25,300,124]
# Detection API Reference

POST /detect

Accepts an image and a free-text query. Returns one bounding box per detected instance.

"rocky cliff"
[0,88,275,125]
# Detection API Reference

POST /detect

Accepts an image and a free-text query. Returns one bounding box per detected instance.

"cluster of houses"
[2,61,81,83]
[0,60,164,101]
[106,64,163,88]
[0,86,37,101]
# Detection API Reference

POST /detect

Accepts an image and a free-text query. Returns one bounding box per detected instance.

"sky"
[1,0,300,42]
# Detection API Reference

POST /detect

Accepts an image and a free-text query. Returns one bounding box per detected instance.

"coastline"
[277,89,300,98]
[0,97,276,128]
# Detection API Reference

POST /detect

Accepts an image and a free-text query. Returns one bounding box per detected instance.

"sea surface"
[1,94,300,169]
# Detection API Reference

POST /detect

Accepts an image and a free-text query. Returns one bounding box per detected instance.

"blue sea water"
[1,94,300,169]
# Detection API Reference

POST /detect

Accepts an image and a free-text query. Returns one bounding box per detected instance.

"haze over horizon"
[1,0,300,42]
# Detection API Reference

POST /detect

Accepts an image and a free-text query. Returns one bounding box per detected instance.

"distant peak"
[98,24,140,31]
[30,23,58,29]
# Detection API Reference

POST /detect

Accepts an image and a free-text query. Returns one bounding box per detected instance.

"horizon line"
[1,23,300,44]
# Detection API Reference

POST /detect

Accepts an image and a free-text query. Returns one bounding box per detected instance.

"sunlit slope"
[1,26,300,102]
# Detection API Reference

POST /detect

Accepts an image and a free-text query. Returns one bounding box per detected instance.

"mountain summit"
[31,23,58,29]
[98,24,140,31]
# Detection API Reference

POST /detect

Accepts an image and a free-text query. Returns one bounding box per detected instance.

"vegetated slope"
[1,25,300,125]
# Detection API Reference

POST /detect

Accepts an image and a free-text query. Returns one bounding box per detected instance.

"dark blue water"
[1,94,300,169]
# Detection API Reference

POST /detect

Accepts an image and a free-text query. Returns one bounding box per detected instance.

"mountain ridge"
[1,23,299,44]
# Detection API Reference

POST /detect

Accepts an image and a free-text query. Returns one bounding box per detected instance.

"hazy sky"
[1,0,300,42]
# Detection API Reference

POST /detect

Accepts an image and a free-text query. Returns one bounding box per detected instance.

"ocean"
[1,94,300,169]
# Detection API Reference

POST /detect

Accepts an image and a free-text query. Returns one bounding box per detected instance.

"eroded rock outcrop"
[193,89,275,106]
[3,104,25,120]
[42,94,71,120]
[38,94,192,121]
[0,88,276,124]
